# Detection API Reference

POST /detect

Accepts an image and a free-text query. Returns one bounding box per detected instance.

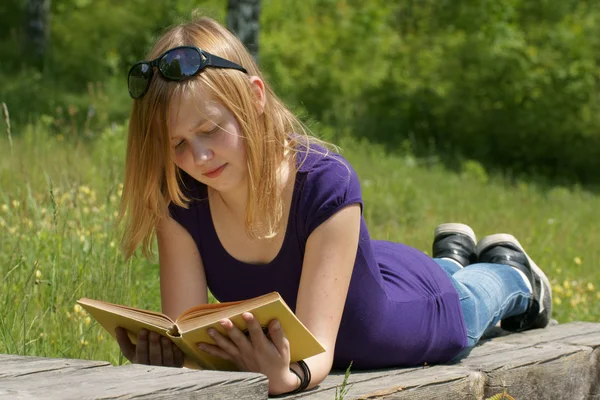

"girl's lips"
[203,164,227,178]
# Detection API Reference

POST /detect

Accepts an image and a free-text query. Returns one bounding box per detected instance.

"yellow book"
[77,292,325,370]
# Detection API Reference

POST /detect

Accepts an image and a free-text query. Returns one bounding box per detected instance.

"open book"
[77,292,325,370]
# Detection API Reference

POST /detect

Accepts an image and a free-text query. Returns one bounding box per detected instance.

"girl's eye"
[206,125,219,135]
[174,140,186,150]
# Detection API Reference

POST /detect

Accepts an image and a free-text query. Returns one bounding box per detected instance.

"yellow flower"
[1,204,8,212]
[553,284,564,294]
[11,200,20,208]
[553,297,562,305]
[563,280,571,289]
[587,282,595,292]
[35,270,42,279]
[84,316,91,326]
[80,339,89,346]
[74,304,82,314]
[574,257,582,265]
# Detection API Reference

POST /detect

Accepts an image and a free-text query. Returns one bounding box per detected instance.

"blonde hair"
[119,15,332,260]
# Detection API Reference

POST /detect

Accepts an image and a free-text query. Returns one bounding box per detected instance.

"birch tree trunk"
[226,0,260,62]
[24,0,52,70]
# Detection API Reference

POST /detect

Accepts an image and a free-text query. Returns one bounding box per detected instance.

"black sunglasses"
[127,46,248,99]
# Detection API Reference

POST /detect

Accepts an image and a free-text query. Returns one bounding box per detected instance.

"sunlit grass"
[0,122,598,366]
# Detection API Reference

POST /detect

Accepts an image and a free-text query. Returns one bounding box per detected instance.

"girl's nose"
[190,140,214,165]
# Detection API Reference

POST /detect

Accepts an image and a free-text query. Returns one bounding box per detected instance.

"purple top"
[169,146,467,369]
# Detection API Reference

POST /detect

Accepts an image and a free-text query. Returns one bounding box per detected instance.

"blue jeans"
[434,258,531,360]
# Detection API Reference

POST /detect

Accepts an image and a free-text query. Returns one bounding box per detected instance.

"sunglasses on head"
[127,46,248,100]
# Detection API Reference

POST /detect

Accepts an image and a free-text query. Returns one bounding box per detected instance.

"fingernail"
[208,328,216,337]
[242,312,252,320]
[273,321,281,330]
[219,319,228,328]
[198,343,207,350]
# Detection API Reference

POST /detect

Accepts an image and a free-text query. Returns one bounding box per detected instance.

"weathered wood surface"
[0,322,598,399]
[284,321,600,399]
[0,355,268,399]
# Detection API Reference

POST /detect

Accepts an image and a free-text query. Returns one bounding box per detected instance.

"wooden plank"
[2,322,599,399]
[0,358,268,400]
[286,366,480,400]
[489,321,600,346]
[0,354,110,378]
[483,345,599,400]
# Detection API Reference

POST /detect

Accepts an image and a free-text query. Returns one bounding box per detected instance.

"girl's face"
[169,87,247,193]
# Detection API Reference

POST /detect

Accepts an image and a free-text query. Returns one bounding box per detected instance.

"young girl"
[115,16,553,396]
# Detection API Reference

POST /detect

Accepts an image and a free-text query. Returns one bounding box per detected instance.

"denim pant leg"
[434,258,531,359]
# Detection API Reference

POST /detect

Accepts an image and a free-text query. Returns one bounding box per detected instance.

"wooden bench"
[1,321,598,399]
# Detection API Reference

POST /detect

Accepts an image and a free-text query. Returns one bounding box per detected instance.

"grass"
[0,118,599,369]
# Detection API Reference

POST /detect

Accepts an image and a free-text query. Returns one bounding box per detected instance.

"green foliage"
[0,125,598,363]
[2,0,600,182]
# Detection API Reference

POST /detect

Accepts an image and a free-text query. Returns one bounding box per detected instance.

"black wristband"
[282,360,311,395]
[296,360,311,392]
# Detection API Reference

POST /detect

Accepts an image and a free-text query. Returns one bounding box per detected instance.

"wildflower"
[110,241,115,248]
[553,297,562,305]
[35,270,42,279]
[80,339,89,346]
[11,200,20,208]
[84,316,91,326]
[587,282,595,292]
[1,204,8,212]
[56,134,64,142]
[74,304,82,314]
[574,257,582,265]
[40,207,47,215]
[79,186,91,194]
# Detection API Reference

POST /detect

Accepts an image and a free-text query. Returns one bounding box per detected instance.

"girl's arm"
[293,203,362,389]
[157,216,208,319]
[116,216,208,367]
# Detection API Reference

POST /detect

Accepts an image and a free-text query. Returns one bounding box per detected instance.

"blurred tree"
[24,0,52,70]
[227,0,260,61]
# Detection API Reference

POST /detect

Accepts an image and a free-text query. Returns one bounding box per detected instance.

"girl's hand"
[115,327,184,368]
[198,313,299,394]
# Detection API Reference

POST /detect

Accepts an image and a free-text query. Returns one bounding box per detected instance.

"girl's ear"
[249,76,266,115]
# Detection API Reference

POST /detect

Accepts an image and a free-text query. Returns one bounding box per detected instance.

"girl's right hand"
[115,327,184,368]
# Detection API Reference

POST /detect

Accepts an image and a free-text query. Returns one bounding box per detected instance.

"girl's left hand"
[197,312,297,392]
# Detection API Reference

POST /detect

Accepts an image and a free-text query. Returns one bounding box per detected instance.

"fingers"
[136,329,150,365]
[173,343,185,368]
[243,313,270,348]
[162,337,174,366]
[268,319,290,360]
[215,319,251,356]
[198,342,235,361]
[115,327,136,363]
[148,331,162,365]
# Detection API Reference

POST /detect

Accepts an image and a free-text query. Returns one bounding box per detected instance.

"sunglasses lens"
[128,63,152,99]
[159,47,202,80]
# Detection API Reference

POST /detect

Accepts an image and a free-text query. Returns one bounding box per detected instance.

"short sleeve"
[300,152,363,237]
